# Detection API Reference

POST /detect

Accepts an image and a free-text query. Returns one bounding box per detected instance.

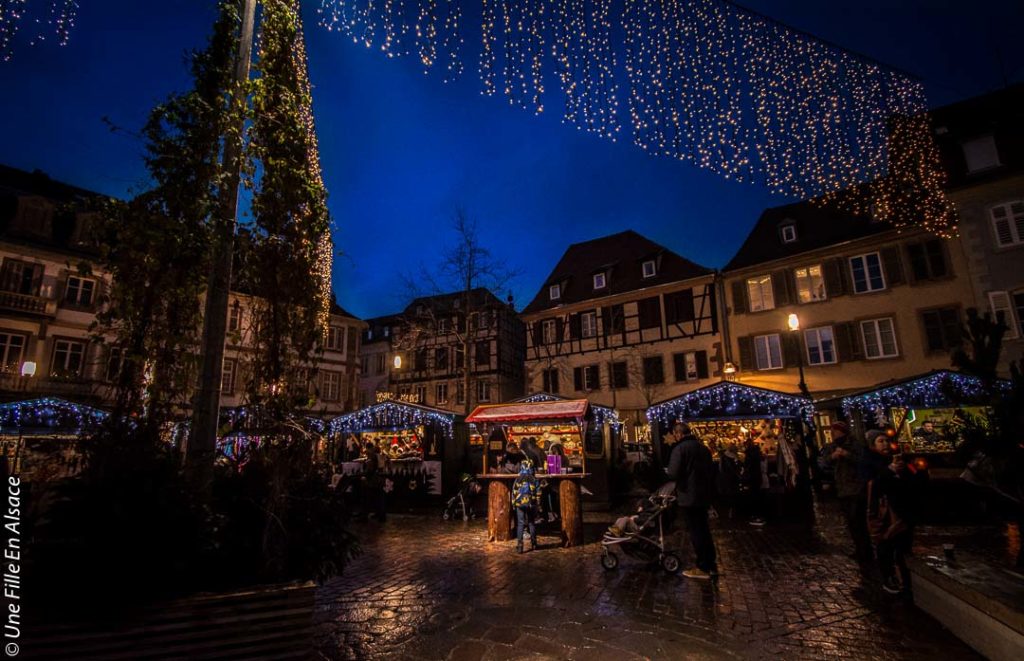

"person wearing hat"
[826,421,870,564]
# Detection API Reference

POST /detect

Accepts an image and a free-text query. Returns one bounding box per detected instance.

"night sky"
[0,1,1021,319]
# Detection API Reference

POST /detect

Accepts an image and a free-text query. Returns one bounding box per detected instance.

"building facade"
[520,231,722,438]
[0,165,363,416]
[357,314,400,407]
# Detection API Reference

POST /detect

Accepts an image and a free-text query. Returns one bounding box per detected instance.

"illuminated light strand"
[646,382,813,425]
[0,397,108,432]
[839,371,1012,418]
[329,401,455,437]
[0,0,26,61]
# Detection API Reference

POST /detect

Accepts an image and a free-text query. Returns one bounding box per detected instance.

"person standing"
[715,442,741,520]
[742,436,767,526]
[512,459,541,553]
[826,421,870,564]
[665,422,717,580]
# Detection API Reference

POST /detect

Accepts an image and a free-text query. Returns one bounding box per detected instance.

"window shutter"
[988,291,1018,339]
[730,279,748,314]
[696,350,709,379]
[823,259,845,297]
[880,246,905,287]
[782,333,802,368]
[573,367,583,391]
[905,242,925,283]
[673,353,685,381]
[935,239,952,278]
[569,313,581,339]
[833,322,862,362]
[554,317,564,344]
[531,322,542,348]
[738,336,754,371]
[772,270,791,307]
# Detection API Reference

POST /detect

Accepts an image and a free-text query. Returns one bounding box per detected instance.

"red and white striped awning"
[465,399,589,424]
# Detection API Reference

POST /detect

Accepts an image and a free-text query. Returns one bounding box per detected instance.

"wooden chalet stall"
[0,397,108,481]
[328,400,466,501]
[468,399,594,547]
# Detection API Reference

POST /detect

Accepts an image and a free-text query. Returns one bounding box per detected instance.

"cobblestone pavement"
[315,500,983,660]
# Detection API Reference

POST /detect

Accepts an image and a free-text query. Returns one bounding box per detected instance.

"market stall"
[328,401,461,501]
[467,399,595,547]
[213,406,328,464]
[835,370,1010,472]
[0,397,109,481]
[646,381,813,491]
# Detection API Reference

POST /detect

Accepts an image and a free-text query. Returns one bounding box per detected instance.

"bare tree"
[625,343,670,411]
[398,209,519,415]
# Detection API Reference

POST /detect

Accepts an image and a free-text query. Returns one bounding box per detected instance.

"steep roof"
[522,230,712,315]
[722,200,890,272]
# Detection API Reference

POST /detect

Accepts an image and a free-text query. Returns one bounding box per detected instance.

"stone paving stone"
[314,505,984,660]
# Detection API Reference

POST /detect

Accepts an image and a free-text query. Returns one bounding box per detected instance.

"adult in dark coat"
[665,422,717,579]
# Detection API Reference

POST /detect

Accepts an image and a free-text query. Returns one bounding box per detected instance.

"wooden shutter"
[905,242,926,283]
[782,333,802,368]
[823,258,846,297]
[731,279,748,314]
[554,317,564,345]
[880,246,905,287]
[573,367,583,391]
[988,291,1018,339]
[772,270,792,307]
[737,336,754,371]
[530,322,542,348]
[672,353,685,382]
[834,322,862,362]
[569,313,581,339]
[696,350,709,379]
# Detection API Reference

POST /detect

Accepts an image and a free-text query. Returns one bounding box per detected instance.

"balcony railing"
[0,290,49,314]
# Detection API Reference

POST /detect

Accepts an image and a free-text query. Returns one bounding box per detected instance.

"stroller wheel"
[600,552,619,571]
[442,511,451,521]
[660,552,681,574]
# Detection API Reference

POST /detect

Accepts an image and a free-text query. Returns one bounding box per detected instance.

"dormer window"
[780,223,797,244]
[642,260,656,278]
[593,273,607,290]
[549,284,561,300]
[962,135,1000,173]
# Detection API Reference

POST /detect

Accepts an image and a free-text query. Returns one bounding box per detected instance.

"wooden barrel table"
[478,474,588,548]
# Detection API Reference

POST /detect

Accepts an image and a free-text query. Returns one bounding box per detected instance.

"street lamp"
[392,354,402,370]
[723,361,737,381]
[786,313,810,398]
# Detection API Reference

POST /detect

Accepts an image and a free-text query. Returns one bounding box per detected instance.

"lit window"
[549,284,561,300]
[780,224,797,243]
[476,380,491,402]
[321,371,342,402]
[64,276,96,307]
[754,334,782,370]
[861,318,899,359]
[593,273,606,289]
[220,357,236,394]
[228,302,243,333]
[988,292,1019,339]
[52,339,86,377]
[804,327,837,365]
[962,135,1000,173]
[581,311,597,338]
[435,383,449,404]
[326,326,344,351]
[794,265,826,303]
[990,202,1024,248]
[849,253,885,293]
[642,260,656,278]
[746,275,775,312]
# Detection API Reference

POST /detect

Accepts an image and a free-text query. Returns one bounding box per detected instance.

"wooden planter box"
[25,581,315,660]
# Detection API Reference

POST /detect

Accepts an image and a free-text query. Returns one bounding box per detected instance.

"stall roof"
[466,400,589,424]
[0,397,108,434]
[512,392,620,426]
[837,369,1011,416]
[646,381,812,424]
[329,400,456,435]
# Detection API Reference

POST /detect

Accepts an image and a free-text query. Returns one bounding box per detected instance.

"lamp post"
[787,313,810,398]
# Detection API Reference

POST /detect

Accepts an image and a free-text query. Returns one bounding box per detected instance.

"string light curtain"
[0,0,78,61]
[318,0,956,235]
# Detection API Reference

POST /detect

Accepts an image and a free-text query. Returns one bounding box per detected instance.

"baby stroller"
[600,481,680,574]
[442,474,483,521]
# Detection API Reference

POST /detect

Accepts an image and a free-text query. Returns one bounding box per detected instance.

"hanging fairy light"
[329,400,455,437]
[0,397,108,432]
[840,370,1011,417]
[1,0,78,61]
[646,382,813,425]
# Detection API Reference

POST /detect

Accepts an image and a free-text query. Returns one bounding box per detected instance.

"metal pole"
[186,0,257,490]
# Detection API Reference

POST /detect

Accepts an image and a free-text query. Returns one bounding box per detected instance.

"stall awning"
[329,400,455,436]
[466,400,589,424]
[838,369,1011,416]
[513,392,620,426]
[0,397,108,434]
[646,381,812,424]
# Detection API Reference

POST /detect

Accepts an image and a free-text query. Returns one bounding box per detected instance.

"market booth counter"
[327,401,465,505]
[467,399,595,547]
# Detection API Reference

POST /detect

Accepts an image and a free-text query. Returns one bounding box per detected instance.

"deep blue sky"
[1,1,1021,319]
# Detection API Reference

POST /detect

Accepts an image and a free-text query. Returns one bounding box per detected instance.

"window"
[754,334,783,370]
[610,361,628,389]
[415,349,428,371]
[921,308,961,352]
[962,135,1000,173]
[642,260,656,278]
[991,202,1024,248]
[549,284,561,300]
[475,340,490,366]
[794,265,826,303]
[746,275,774,311]
[228,302,243,333]
[849,253,885,293]
[780,224,797,243]
[415,385,427,403]
[51,339,86,377]
[603,304,625,336]
[583,365,600,391]
[804,327,837,365]
[478,311,490,329]
[0,259,43,296]
[581,311,597,338]
[861,318,899,359]
[105,346,125,382]
[476,380,491,402]
[988,292,1019,339]
[326,325,344,350]
[542,368,560,394]
[906,240,948,281]
[0,333,26,373]
[642,355,664,385]
[593,272,606,289]
[637,296,662,329]
[435,383,449,404]
[220,357,236,394]
[542,319,557,344]
[664,289,695,324]
[673,351,705,382]
[437,318,448,333]
[1014,292,1024,339]
[321,371,342,402]
[64,276,96,307]
[360,355,370,374]
[456,382,466,404]
[454,345,465,368]
[434,347,448,371]
[374,353,386,375]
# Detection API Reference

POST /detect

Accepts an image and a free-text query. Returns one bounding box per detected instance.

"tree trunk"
[559,479,583,547]
[487,480,511,542]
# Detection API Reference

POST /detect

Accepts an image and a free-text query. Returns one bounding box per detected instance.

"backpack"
[512,473,538,508]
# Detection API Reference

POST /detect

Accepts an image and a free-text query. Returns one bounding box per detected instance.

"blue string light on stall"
[328,401,455,437]
[646,382,812,425]
[515,392,622,429]
[0,397,109,433]
[840,370,1011,417]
